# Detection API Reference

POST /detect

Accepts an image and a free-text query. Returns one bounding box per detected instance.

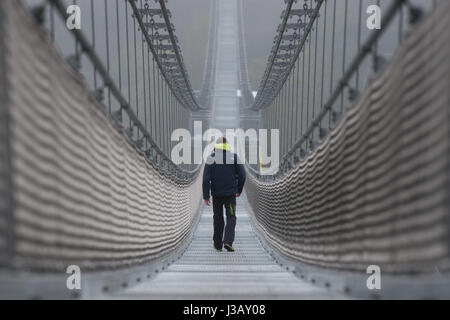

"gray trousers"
[212,196,237,248]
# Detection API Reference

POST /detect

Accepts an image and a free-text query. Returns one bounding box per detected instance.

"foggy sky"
[168,0,435,91]
[169,0,283,90]
[22,0,436,93]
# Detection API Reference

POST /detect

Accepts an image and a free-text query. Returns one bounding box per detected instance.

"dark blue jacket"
[202,145,246,200]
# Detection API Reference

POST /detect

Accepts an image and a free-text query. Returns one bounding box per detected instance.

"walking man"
[203,138,246,252]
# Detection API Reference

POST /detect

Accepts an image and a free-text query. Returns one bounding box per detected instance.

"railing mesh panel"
[1,0,202,272]
[246,1,450,274]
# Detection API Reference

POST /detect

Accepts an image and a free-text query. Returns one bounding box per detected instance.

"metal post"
[0,0,15,269]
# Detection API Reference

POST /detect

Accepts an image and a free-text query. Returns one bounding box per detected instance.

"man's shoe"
[214,245,223,252]
[224,244,235,252]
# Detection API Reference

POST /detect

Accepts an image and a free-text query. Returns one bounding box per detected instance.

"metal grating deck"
[115,0,343,300]
[117,198,342,299]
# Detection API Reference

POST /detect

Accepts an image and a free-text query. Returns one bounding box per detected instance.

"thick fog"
[21,0,436,93]
[169,0,283,90]
[169,0,434,91]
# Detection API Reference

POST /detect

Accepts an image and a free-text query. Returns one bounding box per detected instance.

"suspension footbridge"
[0,0,449,300]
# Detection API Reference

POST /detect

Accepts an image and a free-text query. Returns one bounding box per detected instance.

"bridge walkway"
[117,197,342,299]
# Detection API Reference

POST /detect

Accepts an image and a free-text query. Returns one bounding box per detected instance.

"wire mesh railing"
[1,0,204,277]
[244,0,450,297]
